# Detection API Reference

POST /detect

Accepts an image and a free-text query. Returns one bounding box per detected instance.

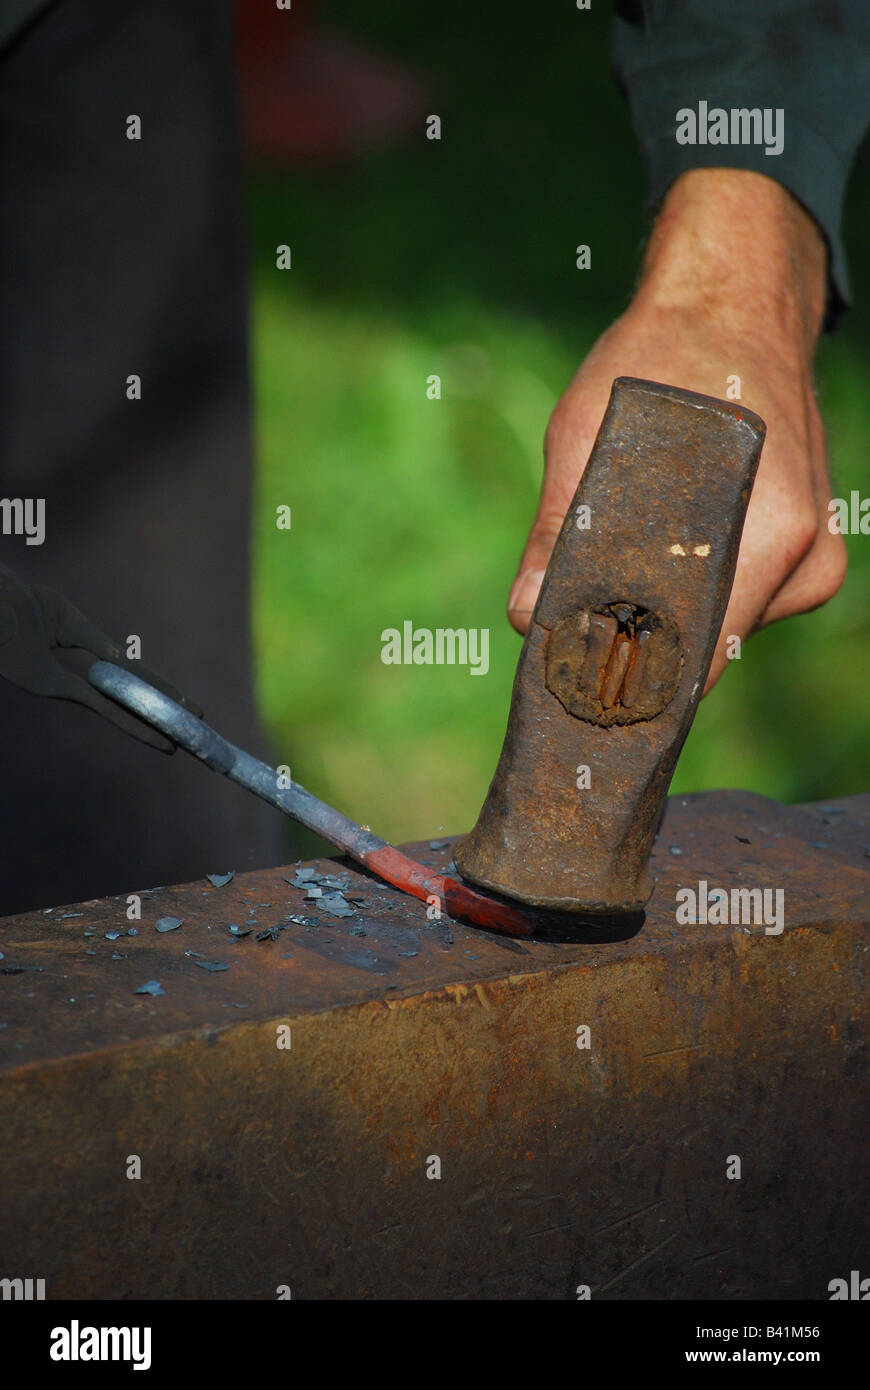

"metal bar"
[89,661,534,938]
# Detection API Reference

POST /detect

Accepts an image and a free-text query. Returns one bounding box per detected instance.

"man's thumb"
[507,521,562,635]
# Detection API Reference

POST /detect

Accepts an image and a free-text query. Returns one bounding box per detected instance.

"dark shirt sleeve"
[611,0,870,326]
[1,2,55,52]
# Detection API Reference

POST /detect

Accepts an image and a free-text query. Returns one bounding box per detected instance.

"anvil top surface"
[1,790,869,1074]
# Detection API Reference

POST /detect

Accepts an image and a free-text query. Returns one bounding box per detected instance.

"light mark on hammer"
[669,543,711,557]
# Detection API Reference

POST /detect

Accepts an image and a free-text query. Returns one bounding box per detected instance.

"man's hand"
[507,169,846,691]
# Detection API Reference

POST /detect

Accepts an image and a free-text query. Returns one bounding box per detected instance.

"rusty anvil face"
[455,377,766,914]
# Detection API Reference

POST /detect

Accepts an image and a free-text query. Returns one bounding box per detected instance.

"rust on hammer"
[455,377,765,914]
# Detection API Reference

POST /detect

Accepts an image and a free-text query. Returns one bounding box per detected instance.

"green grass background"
[247,1,870,849]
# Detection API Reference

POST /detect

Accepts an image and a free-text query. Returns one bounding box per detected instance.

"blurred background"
[238,0,870,850]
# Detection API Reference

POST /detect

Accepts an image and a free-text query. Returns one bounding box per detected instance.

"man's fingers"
[507,527,555,632]
[508,517,567,631]
[703,590,755,694]
[507,565,546,634]
[756,452,846,627]
[507,407,599,634]
[758,526,847,626]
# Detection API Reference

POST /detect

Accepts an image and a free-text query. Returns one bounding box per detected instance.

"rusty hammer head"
[455,377,766,914]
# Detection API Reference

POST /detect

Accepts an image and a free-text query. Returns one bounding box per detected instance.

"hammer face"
[455,377,766,913]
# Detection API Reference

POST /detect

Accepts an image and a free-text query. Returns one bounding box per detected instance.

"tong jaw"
[0,563,200,752]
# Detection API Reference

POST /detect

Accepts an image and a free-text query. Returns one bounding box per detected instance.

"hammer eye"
[544,603,683,727]
[609,601,636,634]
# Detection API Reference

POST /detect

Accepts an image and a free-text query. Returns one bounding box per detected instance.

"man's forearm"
[635,169,827,359]
[612,0,870,327]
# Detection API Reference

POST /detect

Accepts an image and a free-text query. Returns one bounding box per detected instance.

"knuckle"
[815,533,849,602]
[784,506,820,569]
[529,510,566,549]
